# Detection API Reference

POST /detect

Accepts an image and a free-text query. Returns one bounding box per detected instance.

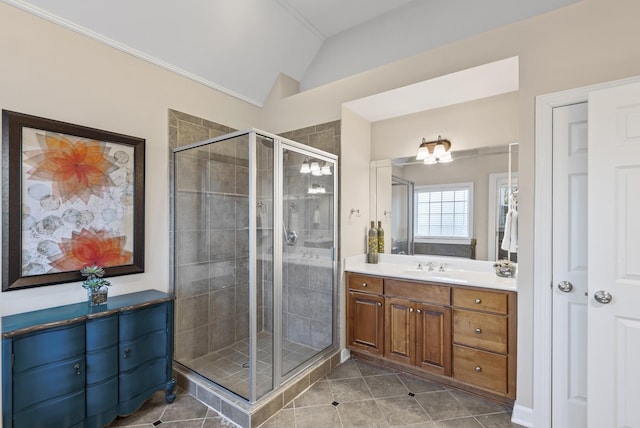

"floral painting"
[2,111,145,291]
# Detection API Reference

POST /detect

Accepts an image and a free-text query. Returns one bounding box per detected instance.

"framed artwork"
[2,110,145,291]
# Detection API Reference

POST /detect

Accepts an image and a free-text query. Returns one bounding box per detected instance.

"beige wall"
[0,2,260,315]
[3,0,640,417]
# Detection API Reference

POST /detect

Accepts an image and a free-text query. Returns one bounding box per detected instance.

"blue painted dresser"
[2,290,176,428]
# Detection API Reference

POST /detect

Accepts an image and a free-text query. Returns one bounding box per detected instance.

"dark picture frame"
[2,110,145,291]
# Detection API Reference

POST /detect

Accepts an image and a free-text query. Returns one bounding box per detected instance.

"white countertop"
[344,254,517,292]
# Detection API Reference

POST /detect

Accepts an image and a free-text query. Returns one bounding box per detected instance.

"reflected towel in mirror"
[501,208,518,253]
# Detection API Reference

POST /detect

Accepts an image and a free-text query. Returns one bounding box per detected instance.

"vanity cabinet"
[347,273,384,355]
[346,272,516,402]
[384,279,451,376]
[452,287,516,396]
[2,290,175,428]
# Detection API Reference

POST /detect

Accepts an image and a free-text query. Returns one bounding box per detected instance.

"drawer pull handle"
[409,308,414,313]
[474,298,481,304]
[74,363,81,375]
[416,309,421,313]
[362,283,367,287]
[475,366,482,373]
[377,302,382,307]
[475,328,482,334]
[123,348,131,358]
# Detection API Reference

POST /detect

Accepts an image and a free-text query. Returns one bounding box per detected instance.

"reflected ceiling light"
[416,136,453,164]
[310,161,322,175]
[321,163,332,175]
[300,158,311,174]
[308,183,326,194]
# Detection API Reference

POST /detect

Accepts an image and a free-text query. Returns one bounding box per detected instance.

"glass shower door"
[280,147,335,376]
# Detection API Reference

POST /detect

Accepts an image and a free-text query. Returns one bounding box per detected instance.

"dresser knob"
[362,283,367,287]
[377,302,382,307]
[123,348,131,358]
[475,328,482,334]
[474,298,481,304]
[475,366,482,373]
[416,309,422,314]
[74,363,81,375]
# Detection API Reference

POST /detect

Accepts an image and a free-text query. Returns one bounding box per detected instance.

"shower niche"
[172,129,338,404]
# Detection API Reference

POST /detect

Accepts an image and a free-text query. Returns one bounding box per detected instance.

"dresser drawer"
[119,303,167,341]
[13,389,85,428]
[119,330,168,372]
[453,345,508,394]
[453,288,509,314]
[385,279,450,305]
[13,324,85,372]
[348,273,383,294]
[453,310,507,354]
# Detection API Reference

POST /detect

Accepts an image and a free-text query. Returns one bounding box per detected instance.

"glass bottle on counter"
[377,220,384,254]
[367,221,378,264]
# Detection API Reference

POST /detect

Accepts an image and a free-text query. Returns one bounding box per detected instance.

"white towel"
[501,209,518,253]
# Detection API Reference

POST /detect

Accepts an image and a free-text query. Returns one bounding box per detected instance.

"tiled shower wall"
[170,110,251,361]
[170,111,340,361]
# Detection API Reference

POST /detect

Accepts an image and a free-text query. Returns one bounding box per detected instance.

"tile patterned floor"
[179,331,320,399]
[259,359,524,428]
[112,358,523,428]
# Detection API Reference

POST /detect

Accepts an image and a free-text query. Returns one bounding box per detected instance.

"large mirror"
[371,143,518,261]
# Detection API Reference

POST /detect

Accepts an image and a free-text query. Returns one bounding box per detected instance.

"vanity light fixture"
[416,136,453,164]
[300,158,311,174]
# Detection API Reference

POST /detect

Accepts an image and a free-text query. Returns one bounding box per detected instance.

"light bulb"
[321,164,332,175]
[416,146,428,160]
[300,159,311,174]
[439,152,453,163]
[433,143,446,158]
[423,155,437,165]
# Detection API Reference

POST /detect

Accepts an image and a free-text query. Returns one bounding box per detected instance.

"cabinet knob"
[74,363,81,375]
[362,283,367,287]
[377,302,382,307]
[123,348,131,358]
[475,328,482,334]
[416,309,422,313]
[409,308,414,313]
[475,366,482,373]
[474,298,481,304]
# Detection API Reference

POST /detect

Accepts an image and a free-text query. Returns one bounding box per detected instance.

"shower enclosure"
[172,129,337,403]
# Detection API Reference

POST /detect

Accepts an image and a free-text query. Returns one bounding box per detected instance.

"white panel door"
[552,102,588,428]
[588,82,640,427]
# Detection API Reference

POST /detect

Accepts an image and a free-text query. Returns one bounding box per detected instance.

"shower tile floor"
[181,331,321,399]
[112,358,523,428]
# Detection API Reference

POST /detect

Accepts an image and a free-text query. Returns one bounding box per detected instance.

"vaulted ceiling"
[5,0,579,106]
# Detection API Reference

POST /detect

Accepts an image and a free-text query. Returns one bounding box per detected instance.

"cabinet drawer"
[453,310,507,354]
[13,355,85,411]
[348,273,383,294]
[453,345,508,394]
[13,388,85,428]
[119,357,167,402]
[453,288,508,314]
[120,303,167,341]
[385,279,450,305]
[86,315,118,351]
[119,330,168,372]
[13,324,85,372]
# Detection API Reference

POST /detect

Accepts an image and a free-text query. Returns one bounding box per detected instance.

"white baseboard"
[340,348,351,363]
[511,403,534,427]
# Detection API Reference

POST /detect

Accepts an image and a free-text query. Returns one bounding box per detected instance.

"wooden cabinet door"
[348,291,384,355]
[415,302,452,376]
[384,298,415,365]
